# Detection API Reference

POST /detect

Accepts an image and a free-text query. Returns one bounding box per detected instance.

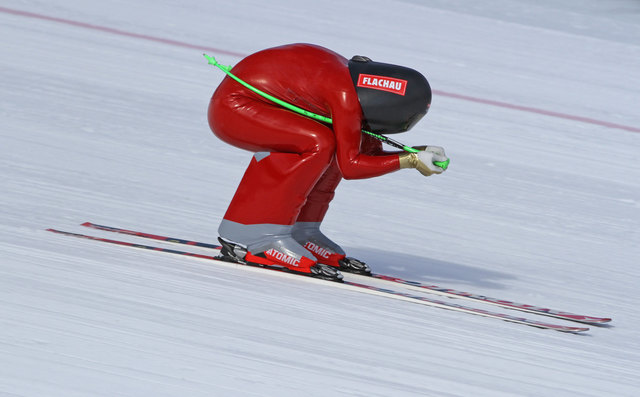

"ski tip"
[569,327,590,333]
[570,316,612,325]
[588,318,613,325]
[550,325,590,333]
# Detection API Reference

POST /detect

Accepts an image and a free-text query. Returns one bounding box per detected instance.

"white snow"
[1,0,639,395]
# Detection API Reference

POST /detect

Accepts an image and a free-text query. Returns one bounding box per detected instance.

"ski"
[80,222,611,325]
[48,227,589,333]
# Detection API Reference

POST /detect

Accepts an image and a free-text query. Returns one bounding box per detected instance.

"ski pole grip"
[433,158,450,170]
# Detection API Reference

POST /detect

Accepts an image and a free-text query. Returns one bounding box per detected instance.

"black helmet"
[348,55,431,134]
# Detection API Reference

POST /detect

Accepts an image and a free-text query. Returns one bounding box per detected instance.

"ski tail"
[81,222,222,249]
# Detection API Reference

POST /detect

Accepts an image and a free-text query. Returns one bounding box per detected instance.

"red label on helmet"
[357,74,407,96]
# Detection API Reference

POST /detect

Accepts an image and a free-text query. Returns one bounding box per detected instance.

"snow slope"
[1,0,639,395]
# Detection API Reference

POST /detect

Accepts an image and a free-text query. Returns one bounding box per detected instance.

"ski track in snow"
[1,0,640,396]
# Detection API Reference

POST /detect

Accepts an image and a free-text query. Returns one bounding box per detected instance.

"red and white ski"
[45,225,600,333]
[79,222,611,325]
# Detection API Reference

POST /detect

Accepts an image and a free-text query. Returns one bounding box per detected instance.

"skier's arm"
[334,114,448,178]
[356,131,449,177]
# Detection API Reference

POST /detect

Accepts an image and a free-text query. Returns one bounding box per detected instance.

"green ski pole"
[204,54,449,170]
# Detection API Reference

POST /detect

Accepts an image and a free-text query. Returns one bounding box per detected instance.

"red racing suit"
[208,43,402,227]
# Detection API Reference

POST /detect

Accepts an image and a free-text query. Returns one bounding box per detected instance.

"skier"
[207,43,448,280]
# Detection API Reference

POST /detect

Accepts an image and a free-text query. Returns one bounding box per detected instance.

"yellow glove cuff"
[398,152,419,169]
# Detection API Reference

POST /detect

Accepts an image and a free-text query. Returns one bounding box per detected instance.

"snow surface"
[2,0,640,395]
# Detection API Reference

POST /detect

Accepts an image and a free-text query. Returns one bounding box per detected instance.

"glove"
[399,146,448,176]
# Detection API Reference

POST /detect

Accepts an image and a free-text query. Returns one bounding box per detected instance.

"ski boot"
[292,222,372,275]
[217,237,343,282]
